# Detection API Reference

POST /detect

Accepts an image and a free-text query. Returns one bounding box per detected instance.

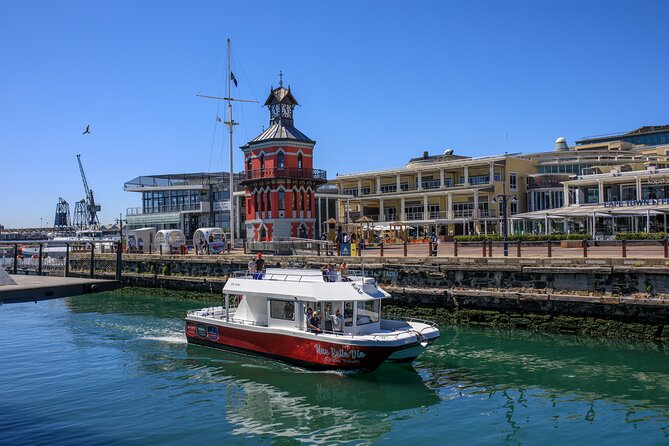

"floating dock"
[0,274,122,305]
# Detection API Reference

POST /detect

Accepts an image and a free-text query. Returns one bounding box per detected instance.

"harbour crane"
[76,154,101,228]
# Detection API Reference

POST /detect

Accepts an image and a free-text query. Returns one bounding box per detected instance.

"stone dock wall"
[90,254,669,339]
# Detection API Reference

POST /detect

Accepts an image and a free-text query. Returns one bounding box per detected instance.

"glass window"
[278,190,285,210]
[260,154,265,171]
[344,302,354,327]
[298,154,303,169]
[269,300,295,320]
[306,191,311,211]
[247,157,252,173]
[509,173,518,190]
[277,152,285,169]
[356,300,380,325]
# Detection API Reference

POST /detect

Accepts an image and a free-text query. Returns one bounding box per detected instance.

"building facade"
[240,84,327,241]
[124,172,244,241]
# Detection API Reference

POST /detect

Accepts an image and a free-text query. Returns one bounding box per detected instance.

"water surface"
[1,292,668,445]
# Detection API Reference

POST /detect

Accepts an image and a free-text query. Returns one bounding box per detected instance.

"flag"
[230,71,238,87]
[216,116,222,122]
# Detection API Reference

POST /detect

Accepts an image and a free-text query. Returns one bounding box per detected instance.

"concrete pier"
[0,275,122,305]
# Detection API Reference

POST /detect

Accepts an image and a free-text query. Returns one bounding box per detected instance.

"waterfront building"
[576,124,669,147]
[334,150,534,237]
[240,83,327,241]
[334,128,667,238]
[123,172,245,241]
[513,148,669,238]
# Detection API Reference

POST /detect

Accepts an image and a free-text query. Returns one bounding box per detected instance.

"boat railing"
[382,315,440,331]
[230,270,373,284]
[186,307,269,327]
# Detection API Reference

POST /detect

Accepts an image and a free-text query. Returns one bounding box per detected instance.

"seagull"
[83,125,91,135]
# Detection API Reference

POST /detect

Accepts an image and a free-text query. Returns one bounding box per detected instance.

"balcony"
[126,202,211,216]
[240,168,327,184]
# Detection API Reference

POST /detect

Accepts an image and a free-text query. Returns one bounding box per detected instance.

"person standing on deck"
[254,253,265,279]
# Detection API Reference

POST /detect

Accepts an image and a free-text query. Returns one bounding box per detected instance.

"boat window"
[269,299,294,321]
[356,300,379,325]
[344,301,353,327]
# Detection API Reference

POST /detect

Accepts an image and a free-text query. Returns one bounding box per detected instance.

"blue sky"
[2,0,668,228]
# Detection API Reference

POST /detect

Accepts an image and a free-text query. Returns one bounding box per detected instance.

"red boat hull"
[185,320,398,371]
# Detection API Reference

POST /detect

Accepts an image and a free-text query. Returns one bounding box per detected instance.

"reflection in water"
[181,347,439,444]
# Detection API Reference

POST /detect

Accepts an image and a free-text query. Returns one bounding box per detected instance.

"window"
[260,154,265,172]
[292,190,298,209]
[357,300,380,325]
[380,184,397,193]
[510,201,518,215]
[277,152,285,169]
[306,191,311,210]
[344,188,358,197]
[298,153,303,169]
[344,302,354,327]
[278,190,285,210]
[247,157,252,174]
[509,173,518,190]
[266,189,271,212]
[270,300,295,321]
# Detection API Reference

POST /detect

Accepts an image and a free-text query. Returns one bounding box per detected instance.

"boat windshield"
[356,300,380,325]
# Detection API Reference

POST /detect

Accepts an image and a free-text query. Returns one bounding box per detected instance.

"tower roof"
[247,122,314,145]
[264,86,299,107]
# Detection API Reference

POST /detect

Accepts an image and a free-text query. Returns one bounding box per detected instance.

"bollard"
[547,239,552,258]
[482,240,487,257]
[227,242,231,253]
[380,241,384,257]
[38,243,43,275]
[582,239,588,258]
[488,239,492,257]
[90,243,95,277]
[454,240,458,257]
[622,239,627,258]
[160,244,163,256]
[317,243,321,256]
[13,244,18,274]
[115,241,122,281]
[664,237,668,259]
[428,242,433,257]
[516,240,521,258]
[403,240,408,257]
[65,243,70,277]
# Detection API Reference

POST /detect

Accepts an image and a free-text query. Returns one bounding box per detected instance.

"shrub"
[454,233,591,242]
[614,232,669,240]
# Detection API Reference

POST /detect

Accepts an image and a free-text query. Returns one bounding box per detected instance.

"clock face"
[281,104,292,118]
[270,104,281,117]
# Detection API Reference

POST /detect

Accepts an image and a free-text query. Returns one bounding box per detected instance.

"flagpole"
[196,38,258,250]
[227,38,235,249]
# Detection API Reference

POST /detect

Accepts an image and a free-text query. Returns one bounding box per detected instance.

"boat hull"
[185,320,403,371]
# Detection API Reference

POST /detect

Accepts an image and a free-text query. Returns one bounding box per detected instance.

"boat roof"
[223,269,390,302]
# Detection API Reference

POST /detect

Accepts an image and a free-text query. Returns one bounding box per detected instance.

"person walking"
[248,257,256,276]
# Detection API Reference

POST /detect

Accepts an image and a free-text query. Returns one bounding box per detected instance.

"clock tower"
[240,80,327,241]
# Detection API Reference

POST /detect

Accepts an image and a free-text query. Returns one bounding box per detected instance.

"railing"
[245,238,337,256]
[0,240,123,280]
[240,168,327,182]
[126,202,209,216]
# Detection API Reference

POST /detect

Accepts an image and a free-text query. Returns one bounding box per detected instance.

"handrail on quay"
[0,240,123,280]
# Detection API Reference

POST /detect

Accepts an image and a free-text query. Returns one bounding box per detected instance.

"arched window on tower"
[298,153,303,170]
[277,152,285,169]
[260,154,265,173]
[292,189,298,210]
[247,157,252,175]
[266,188,272,213]
[306,190,312,211]
[278,189,285,210]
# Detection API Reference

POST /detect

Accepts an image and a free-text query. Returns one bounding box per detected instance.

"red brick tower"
[241,81,327,241]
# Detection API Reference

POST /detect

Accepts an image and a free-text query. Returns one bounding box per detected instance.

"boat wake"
[142,333,187,344]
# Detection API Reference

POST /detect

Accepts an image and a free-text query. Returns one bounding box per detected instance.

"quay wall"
[85,254,669,339]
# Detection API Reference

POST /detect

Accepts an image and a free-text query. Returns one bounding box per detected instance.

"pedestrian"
[248,257,256,276]
[254,253,265,279]
[340,262,349,281]
[138,238,144,254]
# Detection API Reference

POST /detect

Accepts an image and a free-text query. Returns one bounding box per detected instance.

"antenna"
[197,38,258,248]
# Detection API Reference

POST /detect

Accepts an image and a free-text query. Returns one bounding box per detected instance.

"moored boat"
[185,268,440,371]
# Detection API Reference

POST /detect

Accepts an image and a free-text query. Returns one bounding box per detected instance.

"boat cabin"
[223,269,388,336]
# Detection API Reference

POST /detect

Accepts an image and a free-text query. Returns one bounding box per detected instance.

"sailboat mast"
[227,38,235,248]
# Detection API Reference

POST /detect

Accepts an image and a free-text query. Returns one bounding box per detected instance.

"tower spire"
[279,70,283,88]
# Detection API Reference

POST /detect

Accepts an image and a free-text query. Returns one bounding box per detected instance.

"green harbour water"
[1,292,668,445]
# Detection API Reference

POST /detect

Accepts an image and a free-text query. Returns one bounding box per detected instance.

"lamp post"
[493,194,517,256]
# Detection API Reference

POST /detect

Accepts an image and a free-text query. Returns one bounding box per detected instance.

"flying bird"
[83,125,91,135]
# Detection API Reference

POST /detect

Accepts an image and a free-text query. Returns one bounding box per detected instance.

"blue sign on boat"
[340,242,351,256]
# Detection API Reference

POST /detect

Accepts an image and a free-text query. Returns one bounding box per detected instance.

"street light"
[492,194,517,256]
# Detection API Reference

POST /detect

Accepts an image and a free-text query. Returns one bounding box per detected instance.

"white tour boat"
[185,268,440,371]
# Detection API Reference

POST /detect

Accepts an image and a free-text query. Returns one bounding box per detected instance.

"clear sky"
[2,0,668,228]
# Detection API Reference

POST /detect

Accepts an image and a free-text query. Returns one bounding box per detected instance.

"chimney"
[423,151,429,159]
